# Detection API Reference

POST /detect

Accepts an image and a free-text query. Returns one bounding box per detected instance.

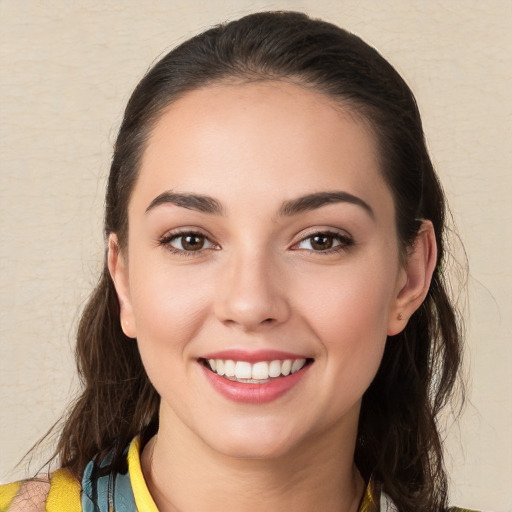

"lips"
[199,350,313,403]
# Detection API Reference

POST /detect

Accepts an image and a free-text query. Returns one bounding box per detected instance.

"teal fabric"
[81,455,136,512]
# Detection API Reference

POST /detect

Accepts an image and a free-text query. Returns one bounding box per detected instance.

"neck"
[141,405,365,512]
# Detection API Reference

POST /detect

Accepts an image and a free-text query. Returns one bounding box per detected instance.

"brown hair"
[51,11,463,511]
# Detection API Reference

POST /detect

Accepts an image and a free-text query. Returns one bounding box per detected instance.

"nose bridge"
[215,243,289,330]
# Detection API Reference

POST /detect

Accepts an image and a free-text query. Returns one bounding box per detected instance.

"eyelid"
[290,228,354,252]
[158,227,353,255]
[159,228,220,255]
[292,226,352,243]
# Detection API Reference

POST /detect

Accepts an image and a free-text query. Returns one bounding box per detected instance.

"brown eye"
[181,234,205,251]
[296,231,352,252]
[166,232,216,252]
[310,234,334,251]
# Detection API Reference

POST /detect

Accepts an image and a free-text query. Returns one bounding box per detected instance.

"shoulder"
[0,476,49,512]
[0,469,81,512]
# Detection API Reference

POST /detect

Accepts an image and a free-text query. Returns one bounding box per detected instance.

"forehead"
[133,81,393,217]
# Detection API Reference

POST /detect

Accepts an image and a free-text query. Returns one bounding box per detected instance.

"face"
[111,81,414,460]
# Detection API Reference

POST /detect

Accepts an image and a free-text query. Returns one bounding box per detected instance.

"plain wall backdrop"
[0,1,510,511]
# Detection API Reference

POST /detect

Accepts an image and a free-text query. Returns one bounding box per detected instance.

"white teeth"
[281,359,292,376]
[235,361,252,379]
[291,358,306,374]
[268,360,281,378]
[207,357,308,380]
[252,361,269,380]
[224,360,236,377]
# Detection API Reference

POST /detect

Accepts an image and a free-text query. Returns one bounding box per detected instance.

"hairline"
[114,75,400,253]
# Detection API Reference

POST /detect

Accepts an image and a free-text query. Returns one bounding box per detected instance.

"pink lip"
[199,360,312,404]
[201,349,309,363]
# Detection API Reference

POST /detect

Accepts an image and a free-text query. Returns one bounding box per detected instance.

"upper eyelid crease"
[160,230,213,243]
[295,231,353,246]
[159,230,354,251]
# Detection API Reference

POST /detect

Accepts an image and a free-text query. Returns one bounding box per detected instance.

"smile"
[205,358,308,383]
[199,352,313,403]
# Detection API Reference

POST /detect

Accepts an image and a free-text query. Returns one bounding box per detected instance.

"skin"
[109,81,436,512]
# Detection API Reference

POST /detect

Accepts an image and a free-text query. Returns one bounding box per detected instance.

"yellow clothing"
[0,438,478,511]
[0,469,81,512]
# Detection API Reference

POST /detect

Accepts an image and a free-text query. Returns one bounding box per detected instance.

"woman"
[0,11,475,512]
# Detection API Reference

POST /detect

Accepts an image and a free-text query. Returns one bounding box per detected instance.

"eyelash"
[292,230,354,255]
[158,229,354,256]
[159,230,218,257]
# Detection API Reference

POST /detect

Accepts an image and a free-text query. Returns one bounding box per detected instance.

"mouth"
[199,357,314,384]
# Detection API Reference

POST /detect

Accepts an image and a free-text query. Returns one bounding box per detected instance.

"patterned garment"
[0,438,479,511]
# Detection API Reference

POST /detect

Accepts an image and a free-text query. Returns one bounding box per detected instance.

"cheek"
[128,262,216,407]
[295,254,397,380]
[301,260,395,337]
[128,255,214,357]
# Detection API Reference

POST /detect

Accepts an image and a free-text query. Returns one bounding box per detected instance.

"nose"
[214,249,290,332]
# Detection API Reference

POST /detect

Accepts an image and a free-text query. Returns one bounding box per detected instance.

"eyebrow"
[146,191,224,215]
[145,190,373,219]
[279,191,374,219]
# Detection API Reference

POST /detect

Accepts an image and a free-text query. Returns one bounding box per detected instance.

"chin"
[215,441,295,461]
[203,422,302,461]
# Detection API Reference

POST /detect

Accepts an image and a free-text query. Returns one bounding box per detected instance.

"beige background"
[0,1,510,510]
